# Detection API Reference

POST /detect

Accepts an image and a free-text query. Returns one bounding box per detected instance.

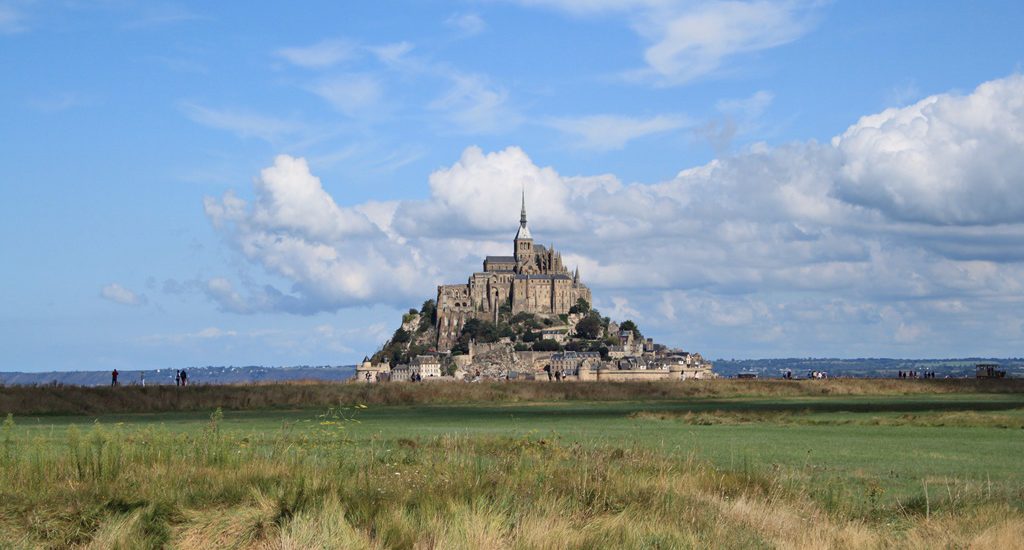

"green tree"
[586,341,610,360]
[575,312,603,340]
[568,298,590,315]
[564,340,585,352]
[407,343,430,358]
[511,311,535,325]
[391,328,411,344]
[420,299,437,325]
[619,320,642,340]
[532,339,561,352]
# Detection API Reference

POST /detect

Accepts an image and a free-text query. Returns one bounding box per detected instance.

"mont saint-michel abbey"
[436,194,591,351]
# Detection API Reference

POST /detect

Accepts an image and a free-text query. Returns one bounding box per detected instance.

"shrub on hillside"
[532,339,561,352]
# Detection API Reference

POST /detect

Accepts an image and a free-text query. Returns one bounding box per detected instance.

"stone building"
[411,355,442,378]
[549,351,602,378]
[355,360,390,383]
[436,192,591,351]
[391,355,443,382]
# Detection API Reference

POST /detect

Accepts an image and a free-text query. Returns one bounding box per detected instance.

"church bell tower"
[514,187,533,269]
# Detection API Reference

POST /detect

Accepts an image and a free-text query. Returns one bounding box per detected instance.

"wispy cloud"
[307,74,383,117]
[100,283,146,306]
[29,92,88,113]
[368,145,427,173]
[274,37,514,136]
[631,1,815,85]
[179,102,304,142]
[276,39,355,68]
[123,4,208,29]
[547,113,690,150]
[884,80,921,107]
[139,326,238,345]
[697,89,775,152]
[445,12,486,36]
[369,41,414,65]
[717,90,774,119]
[429,73,518,134]
[515,0,821,86]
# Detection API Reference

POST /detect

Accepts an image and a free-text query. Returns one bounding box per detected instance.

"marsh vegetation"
[1,382,1022,548]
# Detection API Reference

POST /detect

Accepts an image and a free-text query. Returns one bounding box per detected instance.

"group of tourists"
[109,369,189,386]
[898,370,935,379]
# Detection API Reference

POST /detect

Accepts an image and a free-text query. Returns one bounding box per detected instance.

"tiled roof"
[552,351,601,359]
[514,274,573,280]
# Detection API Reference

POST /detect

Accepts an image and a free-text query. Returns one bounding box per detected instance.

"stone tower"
[434,188,592,351]
[514,189,535,274]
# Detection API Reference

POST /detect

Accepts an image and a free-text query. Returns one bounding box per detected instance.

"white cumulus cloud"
[833,74,1024,225]
[204,155,431,314]
[202,75,1024,356]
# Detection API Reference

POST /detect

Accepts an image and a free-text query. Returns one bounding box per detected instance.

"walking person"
[175,370,181,386]
[180,369,188,387]
[111,369,119,387]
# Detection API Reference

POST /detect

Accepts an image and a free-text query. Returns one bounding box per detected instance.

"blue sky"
[3,1,1024,371]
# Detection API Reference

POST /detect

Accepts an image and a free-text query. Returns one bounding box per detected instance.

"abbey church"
[435,193,592,351]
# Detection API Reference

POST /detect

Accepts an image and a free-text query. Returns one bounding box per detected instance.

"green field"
[2,385,1023,548]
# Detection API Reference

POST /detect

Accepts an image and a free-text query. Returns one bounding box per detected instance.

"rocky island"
[356,193,714,383]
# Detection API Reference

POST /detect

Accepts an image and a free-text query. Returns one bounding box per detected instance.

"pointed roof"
[515,186,532,240]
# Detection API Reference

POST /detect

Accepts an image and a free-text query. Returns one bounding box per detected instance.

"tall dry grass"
[631,408,1024,428]
[0,410,1021,548]
[2,378,1022,416]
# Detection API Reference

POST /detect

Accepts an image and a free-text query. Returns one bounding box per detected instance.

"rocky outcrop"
[460,343,556,378]
[465,343,520,378]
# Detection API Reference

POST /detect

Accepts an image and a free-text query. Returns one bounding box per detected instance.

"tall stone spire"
[515,185,532,240]
[574,265,580,284]
[520,187,527,226]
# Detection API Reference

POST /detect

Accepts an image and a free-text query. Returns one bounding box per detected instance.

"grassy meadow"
[0,381,1022,548]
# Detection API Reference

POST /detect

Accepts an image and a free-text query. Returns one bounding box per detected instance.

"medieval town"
[356,193,715,383]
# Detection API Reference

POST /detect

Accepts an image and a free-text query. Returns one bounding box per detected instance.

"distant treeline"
[0,365,356,387]
[2,378,1023,416]
[713,358,1024,378]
